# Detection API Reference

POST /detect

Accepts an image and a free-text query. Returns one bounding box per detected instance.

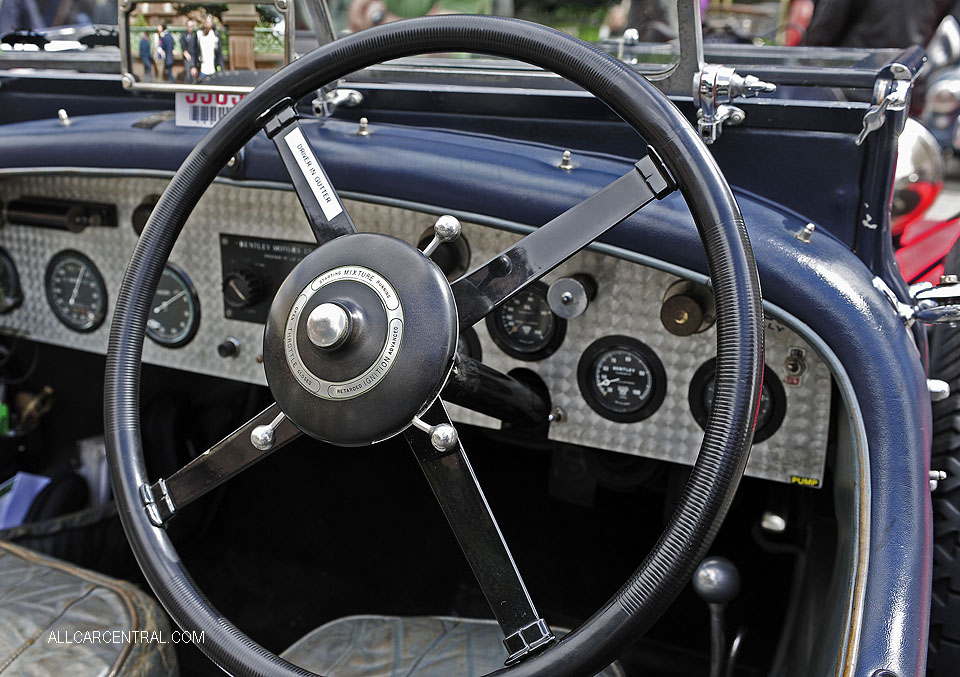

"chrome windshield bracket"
[693,64,775,144]
[503,618,555,665]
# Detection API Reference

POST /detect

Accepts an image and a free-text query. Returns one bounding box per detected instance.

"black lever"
[693,556,741,677]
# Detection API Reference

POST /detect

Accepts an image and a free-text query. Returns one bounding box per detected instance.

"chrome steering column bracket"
[693,65,776,144]
[140,479,176,528]
[503,618,556,665]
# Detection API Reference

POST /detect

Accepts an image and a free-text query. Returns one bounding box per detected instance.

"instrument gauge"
[577,336,667,422]
[0,247,23,314]
[457,326,482,361]
[146,264,201,348]
[689,359,786,443]
[44,250,107,332]
[486,282,566,361]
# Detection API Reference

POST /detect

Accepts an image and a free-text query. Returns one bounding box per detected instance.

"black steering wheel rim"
[105,16,764,677]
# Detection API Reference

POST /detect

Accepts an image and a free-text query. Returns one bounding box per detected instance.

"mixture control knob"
[223,270,264,309]
[547,274,597,319]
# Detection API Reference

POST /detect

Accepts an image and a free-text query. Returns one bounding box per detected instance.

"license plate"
[175,93,245,128]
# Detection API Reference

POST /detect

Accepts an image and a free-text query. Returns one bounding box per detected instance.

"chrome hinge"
[855,84,908,145]
[693,65,775,144]
[856,62,914,146]
[140,479,176,527]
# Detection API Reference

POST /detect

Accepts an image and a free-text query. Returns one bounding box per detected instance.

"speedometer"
[45,250,107,333]
[146,264,200,348]
[577,336,667,422]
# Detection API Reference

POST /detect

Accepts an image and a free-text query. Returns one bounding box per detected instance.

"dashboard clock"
[146,264,201,348]
[44,250,107,332]
[689,358,786,443]
[577,335,667,423]
[486,281,566,361]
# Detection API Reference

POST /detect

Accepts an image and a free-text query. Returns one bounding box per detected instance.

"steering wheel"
[105,16,763,677]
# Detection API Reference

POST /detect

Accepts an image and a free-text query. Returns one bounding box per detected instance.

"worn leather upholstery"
[282,616,624,677]
[0,540,177,676]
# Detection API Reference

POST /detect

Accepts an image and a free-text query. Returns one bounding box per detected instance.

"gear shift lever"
[693,556,741,677]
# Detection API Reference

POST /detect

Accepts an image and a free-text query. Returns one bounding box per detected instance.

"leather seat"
[0,540,177,676]
[282,615,625,677]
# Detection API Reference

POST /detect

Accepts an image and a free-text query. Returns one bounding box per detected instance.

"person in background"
[805,0,959,48]
[157,24,174,82]
[0,0,43,35]
[181,19,199,83]
[197,15,220,80]
[348,0,491,33]
[139,31,153,82]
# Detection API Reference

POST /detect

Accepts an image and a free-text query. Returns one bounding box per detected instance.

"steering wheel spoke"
[261,100,358,245]
[451,152,675,328]
[403,399,556,664]
[140,404,301,527]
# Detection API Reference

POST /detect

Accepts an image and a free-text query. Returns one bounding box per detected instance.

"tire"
[928,238,960,675]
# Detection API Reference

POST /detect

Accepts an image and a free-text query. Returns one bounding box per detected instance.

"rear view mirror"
[118,0,294,93]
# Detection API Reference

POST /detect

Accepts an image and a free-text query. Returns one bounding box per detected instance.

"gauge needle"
[598,377,621,388]
[229,280,246,302]
[153,290,186,314]
[68,266,86,305]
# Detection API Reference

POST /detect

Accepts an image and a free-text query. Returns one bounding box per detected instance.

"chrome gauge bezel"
[577,335,667,423]
[486,281,566,361]
[44,250,108,333]
[146,264,201,348]
[689,358,787,443]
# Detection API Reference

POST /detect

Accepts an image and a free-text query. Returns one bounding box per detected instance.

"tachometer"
[577,336,667,422]
[486,281,565,361]
[146,264,200,348]
[45,250,107,332]
[689,359,786,443]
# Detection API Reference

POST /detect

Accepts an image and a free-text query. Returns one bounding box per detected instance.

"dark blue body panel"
[0,111,933,675]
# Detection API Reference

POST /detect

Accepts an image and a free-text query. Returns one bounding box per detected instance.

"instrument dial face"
[146,265,200,348]
[486,282,566,361]
[45,251,107,332]
[577,336,667,423]
[689,359,786,443]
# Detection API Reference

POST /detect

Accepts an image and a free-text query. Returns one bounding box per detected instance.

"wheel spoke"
[262,101,358,245]
[403,399,555,664]
[451,153,674,328]
[140,404,301,527]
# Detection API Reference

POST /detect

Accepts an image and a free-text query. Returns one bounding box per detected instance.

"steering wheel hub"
[262,232,458,446]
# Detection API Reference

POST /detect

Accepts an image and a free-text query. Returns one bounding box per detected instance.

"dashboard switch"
[223,270,264,309]
[660,280,715,337]
[217,337,241,359]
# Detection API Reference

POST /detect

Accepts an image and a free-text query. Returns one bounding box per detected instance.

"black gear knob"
[693,556,741,605]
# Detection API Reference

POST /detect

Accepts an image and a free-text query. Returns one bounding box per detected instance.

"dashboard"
[0,172,831,486]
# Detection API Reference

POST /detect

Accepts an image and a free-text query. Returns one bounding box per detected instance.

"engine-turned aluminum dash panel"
[0,173,830,486]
